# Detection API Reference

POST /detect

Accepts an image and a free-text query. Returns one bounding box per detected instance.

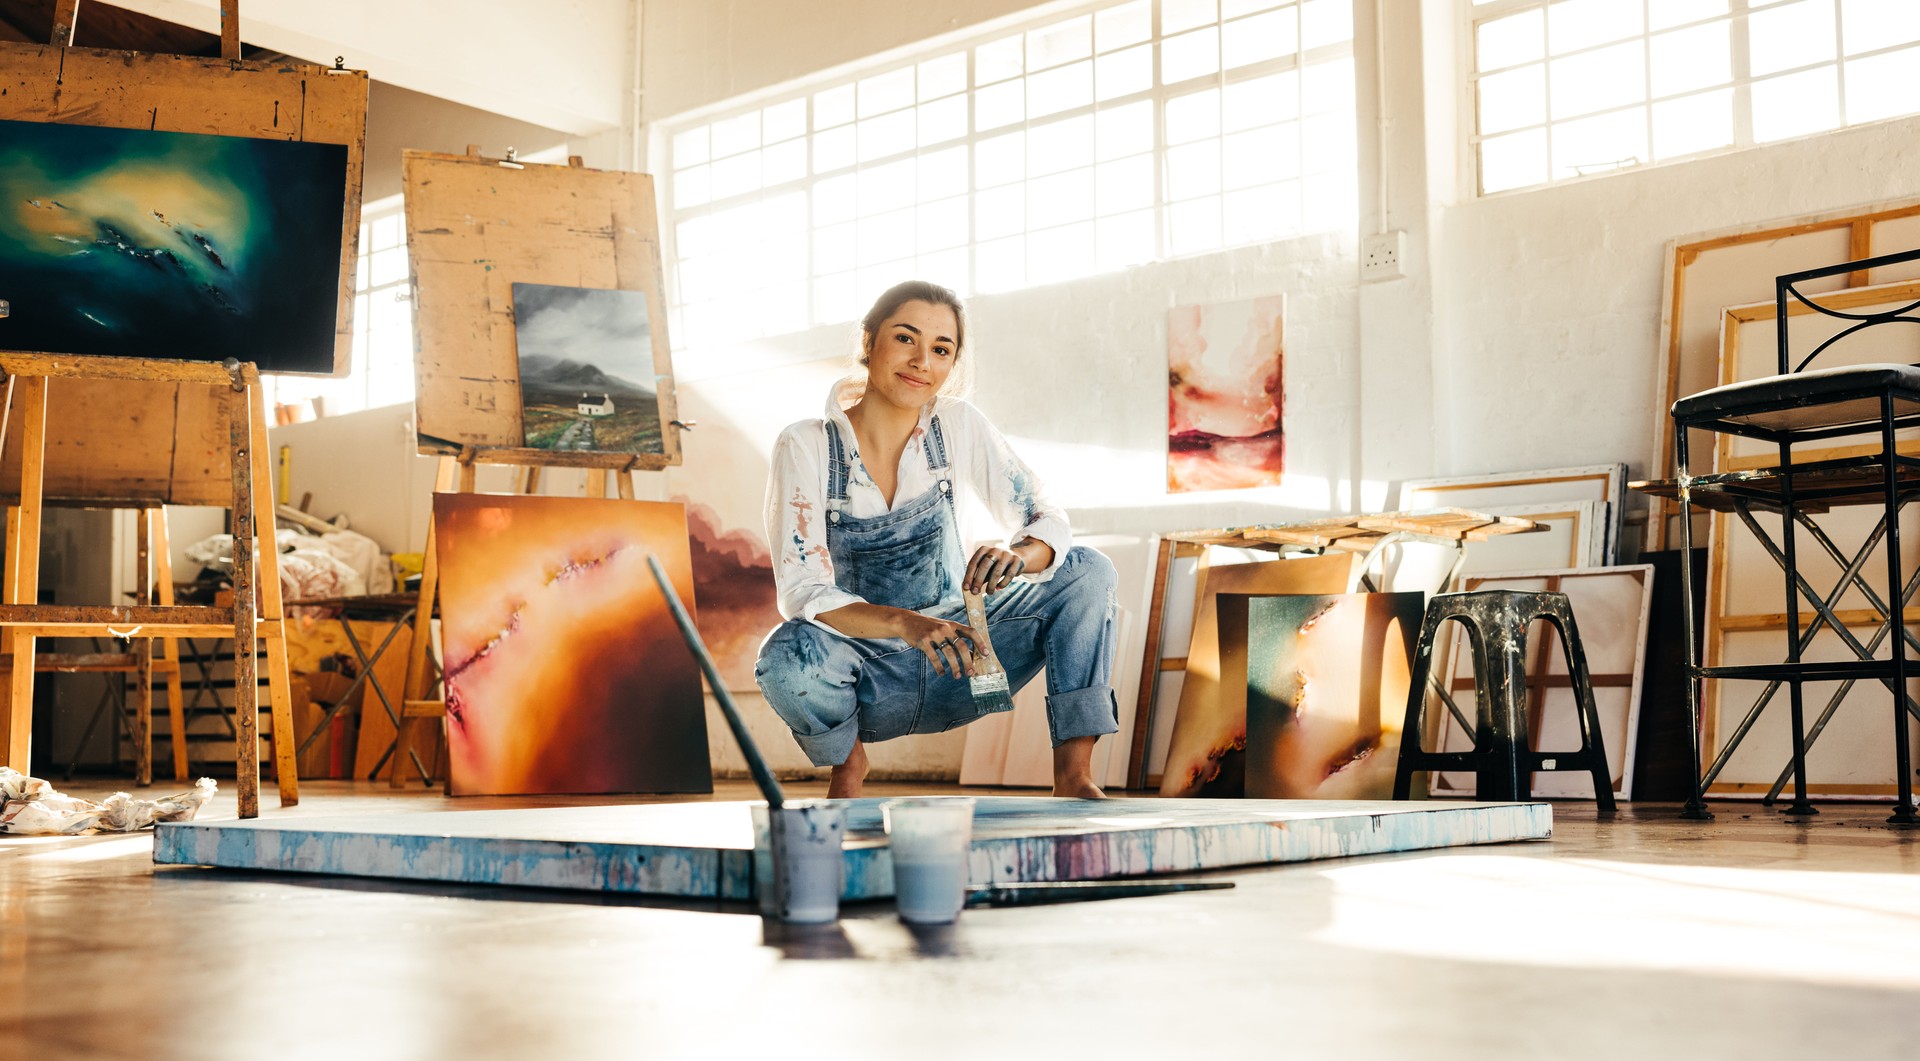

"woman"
[755,280,1118,799]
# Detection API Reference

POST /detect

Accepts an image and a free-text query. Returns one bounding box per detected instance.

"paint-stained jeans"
[754,546,1120,767]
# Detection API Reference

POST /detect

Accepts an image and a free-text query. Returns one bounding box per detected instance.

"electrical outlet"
[1361,230,1406,281]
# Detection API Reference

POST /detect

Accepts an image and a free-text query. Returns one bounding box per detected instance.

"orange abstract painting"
[434,494,712,796]
[1167,295,1286,493]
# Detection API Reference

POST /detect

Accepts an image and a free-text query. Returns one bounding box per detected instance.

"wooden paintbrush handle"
[962,590,1001,675]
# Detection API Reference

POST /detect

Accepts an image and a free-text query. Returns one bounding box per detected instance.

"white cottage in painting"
[577,393,615,417]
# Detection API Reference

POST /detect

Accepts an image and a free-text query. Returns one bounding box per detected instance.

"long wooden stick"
[249,380,298,805]
[154,509,189,781]
[4,377,46,772]
[228,381,260,818]
[134,506,153,785]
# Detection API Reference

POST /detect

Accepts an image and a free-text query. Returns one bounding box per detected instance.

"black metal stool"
[1393,590,1616,810]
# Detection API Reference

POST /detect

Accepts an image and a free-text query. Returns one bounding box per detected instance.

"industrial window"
[660,0,1358,349]
[1468,0,1920,195]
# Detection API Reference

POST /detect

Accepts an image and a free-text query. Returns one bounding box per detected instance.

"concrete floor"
[4,780,1919,1060]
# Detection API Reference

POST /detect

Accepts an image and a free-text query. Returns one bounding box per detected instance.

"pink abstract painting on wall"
[434,493,712,796]
[1167,295,1286,493]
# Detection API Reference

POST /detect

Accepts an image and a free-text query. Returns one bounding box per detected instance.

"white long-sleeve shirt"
[764,378,1073,632]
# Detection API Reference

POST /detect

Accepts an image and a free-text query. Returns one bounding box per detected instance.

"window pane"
[857,208,913,266]
[975,235,1026,293]
[1549,40,1646,119]
[1224,0,1284,16]
[1649,0,1727,32]
[1224,183,1291,243]
[1845,46,1920,123]
[1029,169,1096,226]
[919,53,968,101]
[1097,0,1152,51]
[918,196,970,251]
[815,271,860,322]
[1224,124,1297,188]
[975,185,1026,239]
[1164,0,1218,35]
[371,214,402,249]
[1479,63,1546,134]
[1167,88,1222,145]
[674,165,710,208]
[1097,154,1155,214]
[1029,59,1093,118]
[814,85,855,129]
[1029,15,1091,70]
[672,125,709,167]
[1301,57,1354,113]
[1096,44,1153,101]
[1844,0,1920,56]
[1749,0,1836,77]
[977,34,1025,85]
[1028,114,1095,176]
[1302,111,1353,171]
[1166,139,1222,200]
[712,112,760,157]
[976,130,1027,187]
[1651,87,1734,158]
[814,176,857,230]
[1169,195,1222,255]
[858,110,916,162]
[814,221,856,274]
[763,139,807,185]
[1477,8,1543,70]
[1300,0,1351,49]
[976,79,1026,130]
[1097,100,1155,160]
[1479,127,1548,193]
[1162,27,1221,83]
[1097,208,1156,269]
[858,67,916,118]
[859,158,917,215]
[813,125,855,172]
[1651,22,1731,98]
[1550,107,1646,181]
[1028,221,1096,285]
[1224,7,1298,69]
[370,246,406,286]
[1549,0,1643,56]
[918,247,971,294]
[764,99,807,142]
[676,216,715,258]
[1224,71,1300,131]
[1751,65,1840,140]
[918,95,968,146]
[919,144,969,201]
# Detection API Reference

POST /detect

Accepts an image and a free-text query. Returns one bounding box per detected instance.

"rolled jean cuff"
[1046,686,1120,747]
[792,715,862,767]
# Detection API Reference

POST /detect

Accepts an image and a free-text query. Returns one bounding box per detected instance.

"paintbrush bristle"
[970,671,1009,695]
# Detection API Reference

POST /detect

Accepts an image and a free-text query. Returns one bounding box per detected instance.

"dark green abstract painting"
[0,118,348,373]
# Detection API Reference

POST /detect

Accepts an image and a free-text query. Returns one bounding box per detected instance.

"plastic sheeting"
[0,768,216,835]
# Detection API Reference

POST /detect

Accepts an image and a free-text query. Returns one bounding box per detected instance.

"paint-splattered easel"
[386,147,686,789]
[0,2,369,817]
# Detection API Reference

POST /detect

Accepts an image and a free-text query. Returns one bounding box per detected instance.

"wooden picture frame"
[404,149,683,469]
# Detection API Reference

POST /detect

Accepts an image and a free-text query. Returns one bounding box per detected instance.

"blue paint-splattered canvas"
[0,118,347,372]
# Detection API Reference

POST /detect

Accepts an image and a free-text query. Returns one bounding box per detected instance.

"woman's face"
[863,299,959,409]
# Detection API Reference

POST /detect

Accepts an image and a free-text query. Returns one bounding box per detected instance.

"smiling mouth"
[897,373,930,387]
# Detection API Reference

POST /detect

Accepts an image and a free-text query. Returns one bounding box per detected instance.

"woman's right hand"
[892,611,979,679]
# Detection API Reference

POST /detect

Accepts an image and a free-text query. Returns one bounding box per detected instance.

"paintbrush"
[961,589,1015,713]
[648,554,788,809]
[965,880,1236,907]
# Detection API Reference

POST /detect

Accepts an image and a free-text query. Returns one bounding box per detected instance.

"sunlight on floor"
[1311,853,1920,988]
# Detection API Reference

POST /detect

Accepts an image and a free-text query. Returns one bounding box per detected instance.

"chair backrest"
[1774,246,1920,375]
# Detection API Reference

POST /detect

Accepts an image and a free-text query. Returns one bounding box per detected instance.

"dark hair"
[858,280,968,365]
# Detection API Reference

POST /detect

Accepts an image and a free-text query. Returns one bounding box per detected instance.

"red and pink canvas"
[434,494,712,796]
[1167,295,1286,493]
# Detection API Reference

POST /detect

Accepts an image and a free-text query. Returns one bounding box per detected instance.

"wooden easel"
[0,356,297,817]
[388,449,652,788]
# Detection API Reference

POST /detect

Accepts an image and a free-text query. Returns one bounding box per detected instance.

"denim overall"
[754,415,1123,768]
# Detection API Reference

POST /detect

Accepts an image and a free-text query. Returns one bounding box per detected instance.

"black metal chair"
[1393,590,1615,810]
[1670,246,1920,826]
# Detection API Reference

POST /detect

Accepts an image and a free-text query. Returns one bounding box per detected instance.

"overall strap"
[925,413,957,521]
[823,420,853,544]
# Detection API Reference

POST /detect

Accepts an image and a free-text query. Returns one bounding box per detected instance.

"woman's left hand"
[964,545,1027,594]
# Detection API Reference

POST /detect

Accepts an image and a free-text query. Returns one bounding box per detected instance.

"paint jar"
[882,797,976,924]
[750,800,847,923]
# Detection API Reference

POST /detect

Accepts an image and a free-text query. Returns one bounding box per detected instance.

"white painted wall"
[115,0,635,134]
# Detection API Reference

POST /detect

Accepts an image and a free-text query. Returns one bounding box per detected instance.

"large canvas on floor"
[0,117,347,372]
[1244,592,1422,800]
[1167,295,1285,493]
[433,493,711,796]
[512,282,665,455]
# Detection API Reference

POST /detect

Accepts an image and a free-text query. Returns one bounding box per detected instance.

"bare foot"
[828,741,868,799]
[1050,735,1106,798]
